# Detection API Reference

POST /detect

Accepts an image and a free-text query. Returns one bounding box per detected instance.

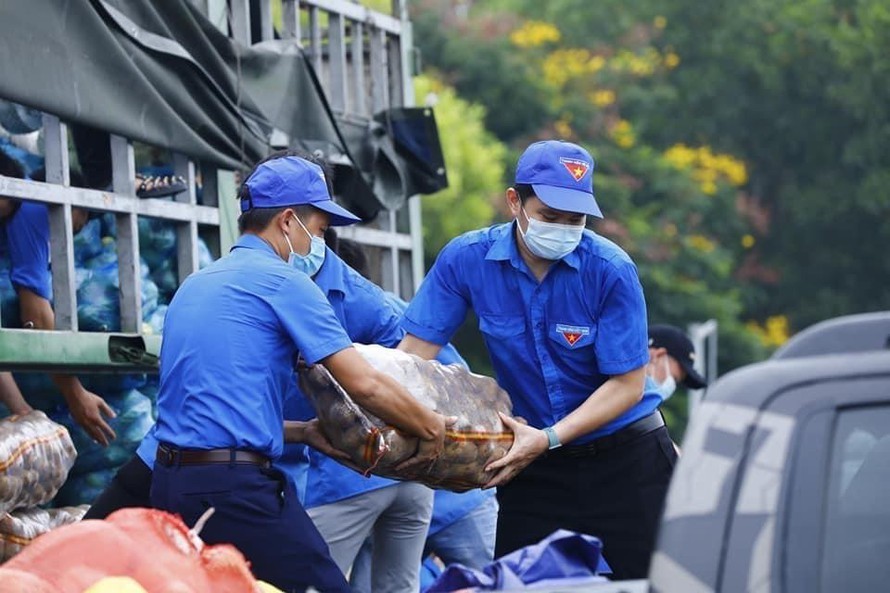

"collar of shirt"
[230,233,281,259]
[484,221,581,272]
[311,247,347,296]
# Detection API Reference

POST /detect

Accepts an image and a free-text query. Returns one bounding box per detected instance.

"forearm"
[550,367,646,444]
[397,334,444,361]
[18,288,85,401]
[0,372,31,415]
[354,372,442,441]
[283,420,311,443]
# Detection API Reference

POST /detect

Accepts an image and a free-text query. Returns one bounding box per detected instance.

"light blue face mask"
[283,214,326,276]
[518,207,585,260]
[650,355,677,401]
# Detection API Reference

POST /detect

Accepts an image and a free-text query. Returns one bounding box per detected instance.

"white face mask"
[517,207,585,260]
[651,355,677,401]
[283,215,326,276]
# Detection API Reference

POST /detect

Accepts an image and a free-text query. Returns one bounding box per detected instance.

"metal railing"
[0,119,219,334]
[224,0,424,297]
[0,0,421,371]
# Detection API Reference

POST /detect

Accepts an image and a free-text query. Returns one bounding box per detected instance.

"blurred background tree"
[352,0,890,437]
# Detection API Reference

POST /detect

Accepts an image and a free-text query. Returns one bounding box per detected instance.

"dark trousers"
[151,461,349,593]
[495,425,677,580]
[83,455,152,520]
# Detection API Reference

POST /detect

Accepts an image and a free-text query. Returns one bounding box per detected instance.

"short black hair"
[0,151,24,179]
[237,203,317,234]
[237,149,334,234]
[514,183,535,203]
[335,237,370,279]
[324,227,340,252]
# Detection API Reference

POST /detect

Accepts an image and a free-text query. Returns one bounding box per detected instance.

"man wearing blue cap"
[150,155,450,593]
[398,141,676,579]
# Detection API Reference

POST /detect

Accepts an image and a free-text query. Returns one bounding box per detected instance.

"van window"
[821,407,890,592]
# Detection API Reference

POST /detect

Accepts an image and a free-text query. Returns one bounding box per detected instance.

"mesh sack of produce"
[299,344,514,491]
[76,237,158,332]
[150,258,178,305]
[0,505,89,562]
[0,508,270,592]
[198,237,215,269]
[72,218,104,266]
[50,389,153,479]
[0,411,76,514]
[137,217,176,271]
[139,378,160,421]
[142,304,167,336]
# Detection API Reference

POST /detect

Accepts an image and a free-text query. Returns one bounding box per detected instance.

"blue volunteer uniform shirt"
[403,222,655,444]
[282,248,405,507]
[152,235,353,460]
[0,200,52,303]
[136,247,405,490]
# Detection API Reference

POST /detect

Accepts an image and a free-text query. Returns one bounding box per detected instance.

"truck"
[0,0,441,501]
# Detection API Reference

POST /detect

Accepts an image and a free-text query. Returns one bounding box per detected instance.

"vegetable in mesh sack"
[0,411,76,514]
[76,237,158,332]
[299,344,514,491]
[73,218,104,265]
[53,466,119,507]
[0,505,89,562]
[142,304,168,336]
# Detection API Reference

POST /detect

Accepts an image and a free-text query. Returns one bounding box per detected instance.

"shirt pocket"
[478,314,526,339]
[548,322,597,351]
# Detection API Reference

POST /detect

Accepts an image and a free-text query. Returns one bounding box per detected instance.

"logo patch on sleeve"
[556,323,590,347]
[559,158,591,182]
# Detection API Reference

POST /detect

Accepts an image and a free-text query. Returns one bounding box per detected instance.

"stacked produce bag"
[0,508,286,592]
[0,411,83,562]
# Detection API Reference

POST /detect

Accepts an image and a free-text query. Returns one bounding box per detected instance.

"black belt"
[551,412,665,459]
[156,444,271,468]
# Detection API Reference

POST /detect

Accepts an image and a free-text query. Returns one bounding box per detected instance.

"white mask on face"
[652,355,677,401]
[517,207,585,260]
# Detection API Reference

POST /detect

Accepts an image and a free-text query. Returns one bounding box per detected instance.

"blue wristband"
[543,426,561,450]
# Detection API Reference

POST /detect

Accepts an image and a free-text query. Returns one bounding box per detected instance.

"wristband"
[543,426,562,450]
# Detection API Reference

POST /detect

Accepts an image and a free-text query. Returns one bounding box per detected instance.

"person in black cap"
[647,324,708,401]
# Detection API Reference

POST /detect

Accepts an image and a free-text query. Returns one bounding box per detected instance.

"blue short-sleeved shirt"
[403,222,655,444]
[284,249,407,507]
[152,235,353,460]
[0,200,52,302]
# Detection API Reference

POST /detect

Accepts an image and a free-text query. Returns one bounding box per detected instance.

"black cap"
[648,324,708,389]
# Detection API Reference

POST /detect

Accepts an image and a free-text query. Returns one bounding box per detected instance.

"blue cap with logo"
[240,156,361,226]
[515,140,602,218]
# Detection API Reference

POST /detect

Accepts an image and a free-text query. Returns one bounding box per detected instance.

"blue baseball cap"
[514,140,602,218]
[241,156,361,226]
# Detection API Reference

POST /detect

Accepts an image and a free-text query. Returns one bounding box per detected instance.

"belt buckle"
[159,445,176,466]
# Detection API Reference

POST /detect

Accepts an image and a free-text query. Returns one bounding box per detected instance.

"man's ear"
[279,208,294,231]
[505,187,521,215]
